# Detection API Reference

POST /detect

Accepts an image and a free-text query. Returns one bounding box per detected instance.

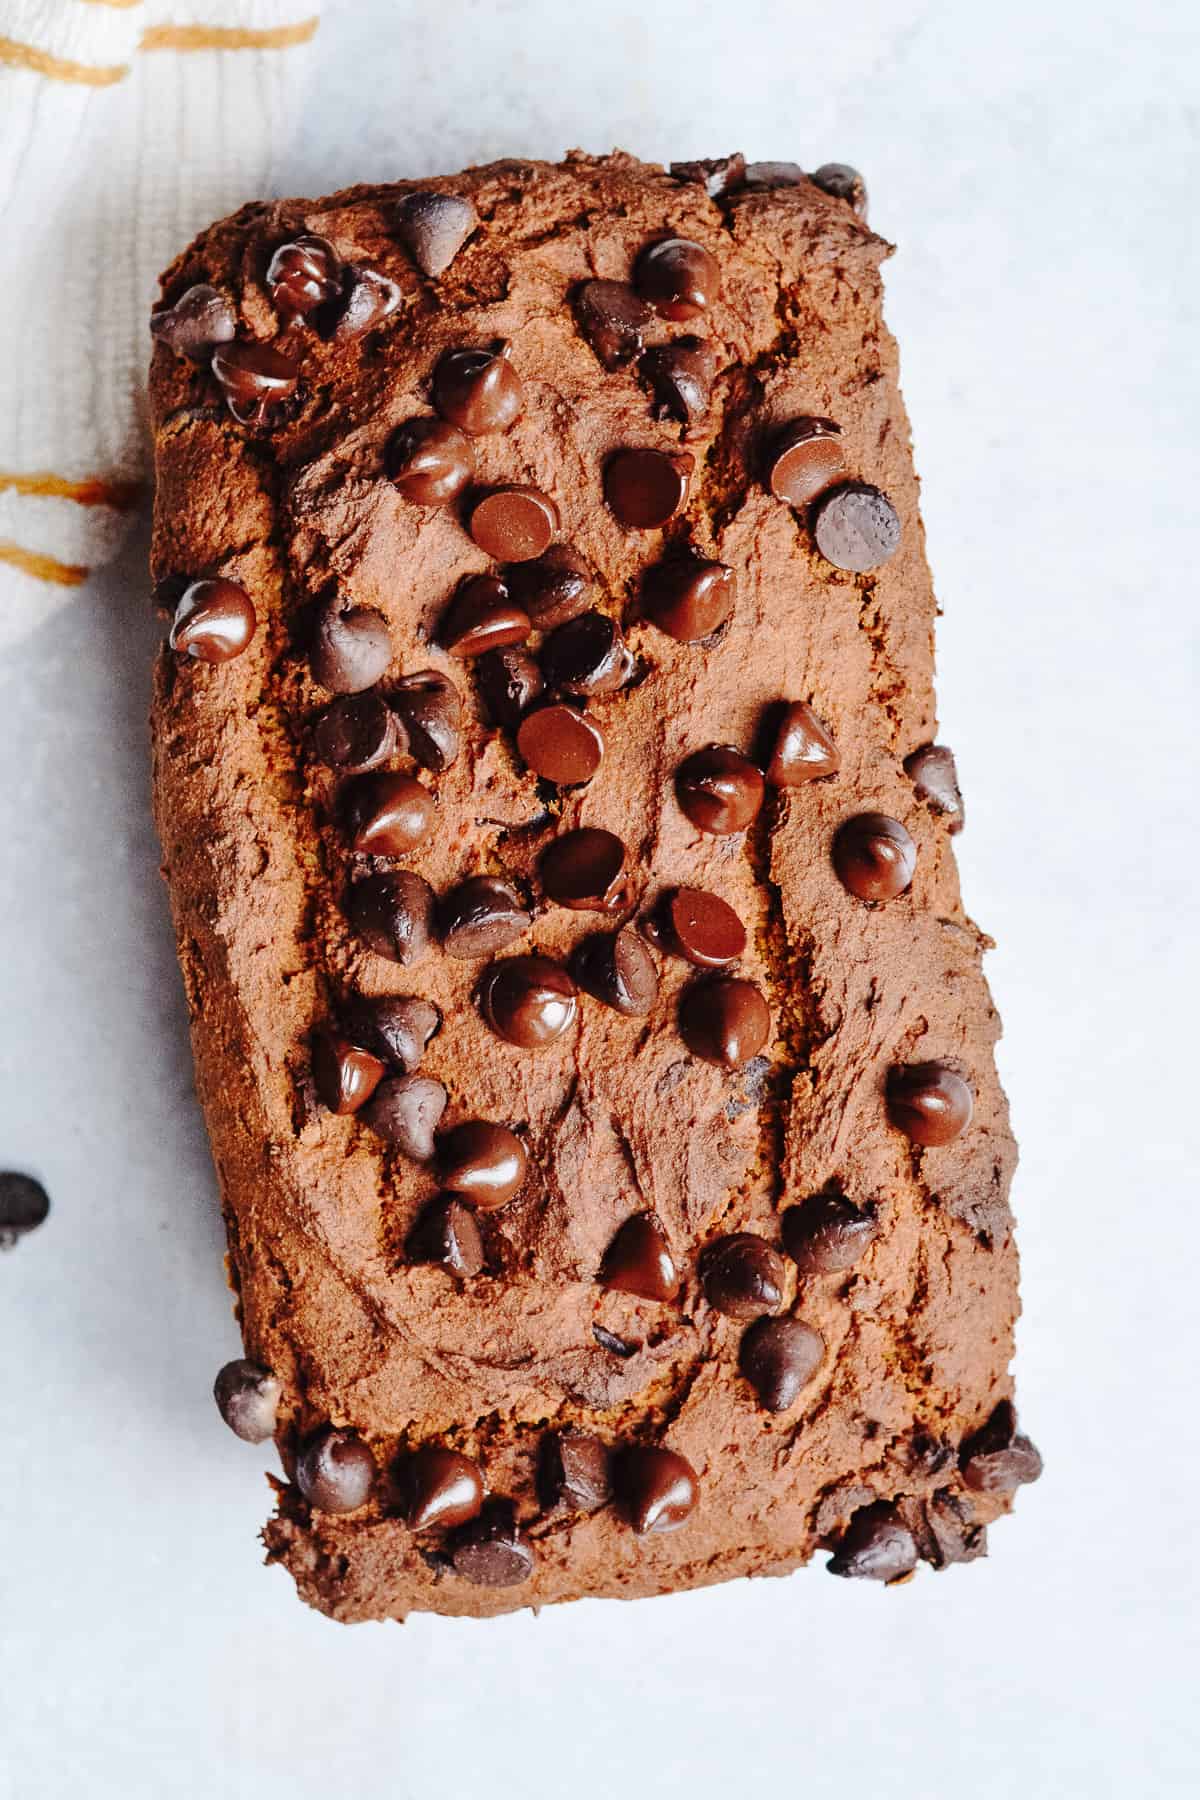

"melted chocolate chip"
[363,1073,448,1160]
[540,611,630,696]
[311,691,398,771]
[904,744,964,834]
[832,813,916,901]
[468,485,559,562]
[476,645,544,728]
[742,161,806,188]
[811,161,868,218]
[516,704,604,785]
[643,556,734,642]
[400,1447,485,1531]
[391,670,462,772]
[385,417,474,505]
[448,1502,534,1586]
[812,482,901,572]
[635,237,720,321]
[641,337,718,430]
[311,1029,387,1115]
[347,870,435,964]
[295,1428,376,1513]
[575,280,655,370]
[617,1447,699,1535]
[310,602,393,694]
[342,994,440,1072]
[766,418,846,507]
[679,975,771,1068]
[541,828,626,910]
[539,1431,612,1513]
[665,887,746,967]
[600,1212,678,1301]
[570,926,659,1016]
[150,283,236,362]
[782,1193,879,1274]
[505,544,593,629]
[319,264,402,340]
[669,153,747,197]
[433,343,523,434]
[739,1315,824,1412]
[437,1120,528,1209]
[676,745,765,835]
[604,448,693,529]
[439,574,530,658]
[440,875,531,959]
[169,578,256,662]
[828,1502,919,1581]
[395,190,478,277]
[765,701,839,785]
[959,1401,1043,1494]
[480,954,577,1049]
[886,1063,974,1146]
[406,1195,484,1278]
[699,1233,786,1319]
[267,234,340,319]
[0,1172,50,1249]
[341,770,434,856]
[213,1358,280,1444]
[210,339,299,426]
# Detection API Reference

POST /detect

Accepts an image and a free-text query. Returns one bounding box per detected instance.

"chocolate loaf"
[148,150,1040,1621]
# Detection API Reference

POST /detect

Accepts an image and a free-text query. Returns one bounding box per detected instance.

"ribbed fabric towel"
[0,0,319,649]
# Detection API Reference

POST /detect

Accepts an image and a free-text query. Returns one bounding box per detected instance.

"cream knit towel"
[0,0,318,649]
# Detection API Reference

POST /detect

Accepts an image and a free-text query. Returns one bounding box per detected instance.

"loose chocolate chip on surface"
[634,237,721,321]
[571,926,659,1016]
[169,578,256,663]
[575,279,655,370]
[310,602,393,694]
[960,1400,1043,1494]
[342,994,440,1072]
[601,1212,678,1301]
[782,1193,879,1274]
[812,482,901,572]
[699,1233,786,1319]
[481,954,577,1049]
[0,1172,50,1249]
[676,745,765,835]
[618,1447,699,1535]
[832,813,916,901]
[311,1029,387,1115]
[211,339,299,425]
[468,485,559,562]
[433,344,523,435]
[341,770,434,857]
[742,161,806,188]
[391,669,462,772]
[540,611,629,696]
[604,447,693,529]
[767,418,847,507]
[311,691,398,771]
[440,875,531,959]
[811,161,869,217]
[400,1446,486,1532]
[348,870,435,964]
[363,1073,448,1160]
[406,1195,484,1278]
[437,1121,528,1209]
[505,544,593,629]
[449,1502,534,1586]
[150,283,236,362]
[296,1428,377,1514]
[213,1358,281,1443]
[739,1315,824,1411]
[320,264,402,340]
[385,417,474,505]
[516,703,604,785]
[395,190,478,277]
[540,1431,612,1513]
[828,1502,919,1581]
[666,887,747,967]
[476,645,544,728]
[765,701,839,785]
[439,574,530,659]
[886,1063,974,1146]
[541,828,626,910]
[669,152,747,197]
[904,744,964,834]
[643,556,734,642]
[267,234,340,319]
[641,337,718,431]
[679,975,771,1068]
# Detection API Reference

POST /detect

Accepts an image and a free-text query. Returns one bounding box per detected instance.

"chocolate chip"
[342,994,440,1071]
[296,1427,376,1513]
[679,974,771,1068]
[448,1502,534,1586]
[739,1315,824,1411]
[310,602,393,694]
[168,578,256,663]
[476,645,544,729]
[505,544,593,629]
[541,828,626,910]
[604,448,693,529]
[213,1358,281,1443]
[540,611,629,696]
[676,745,765,835]
[886,1063,974,1147]
[399,1446,485,1531]
[516,704,604,785]
[570,925,659,1016]
[811,162,868,218]
[385,417,474,505]
[641,337,718,431]
[210,339,299,426]
[311,1029,387,1115]
[765,701,839,785]
[665,887,746,967]
[781,1193,879,1274]
[812,482,901,572]
[742,161,806,188]
[827,1502,918,1581]
[699,1233,786,1318]
[406,1195,484,1278]
[539,1431,612,1512]
[347,870,435,964]
[635,237,720,321]
[669,152,747,198]
[766,418,846,507]
[341,770,434,856]
[911,1489,987,1568]
[437,1120,528,1210]
[574,280,655,370]
[150,283,236,362]
[0,1172,50,1249]
[439,574,530,659]
[480,954,577,1049]
[600,1212,678,1301]
[440,875,531,959]
[617,1447,699,1535]
[391,670,462,772]
[267,234,340,319]
[959,1401,1043,1494]
[642,556,734,643]
[311,691,398,771]
[832,813,916,901]
[433,343,522,435]
[319,264,402,340]
[904,744,964,834]
[363,1073,448,1160]
[395,190,478,277]
[468,485,559,562]
[592,1323,636,1358]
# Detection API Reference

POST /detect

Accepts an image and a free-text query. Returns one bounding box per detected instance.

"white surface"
[2,2,1197,1795]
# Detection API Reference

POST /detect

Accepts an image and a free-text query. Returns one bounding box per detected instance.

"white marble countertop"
[2,2,1196,1795]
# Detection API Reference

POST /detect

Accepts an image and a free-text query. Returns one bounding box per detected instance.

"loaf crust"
[149,151,1029,1620]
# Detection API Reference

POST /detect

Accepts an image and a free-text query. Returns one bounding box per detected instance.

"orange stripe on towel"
[0,33,128,83]
[0,541,90,587]
[140,18,318,52]
[0,470,142,511]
